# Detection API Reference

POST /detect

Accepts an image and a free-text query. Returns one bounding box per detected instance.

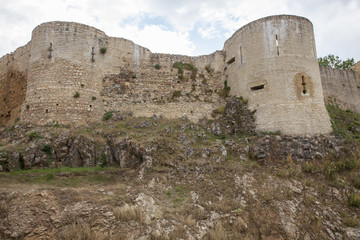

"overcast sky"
[0,0,359,61]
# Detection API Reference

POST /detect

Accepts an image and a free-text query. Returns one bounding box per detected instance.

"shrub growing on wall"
[73,92,80,98]
[100,47,107,54]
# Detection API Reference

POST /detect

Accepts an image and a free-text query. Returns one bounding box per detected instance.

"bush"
[103,111,113,121]
[172,62,197,81]
[41,144,53,156]
[27,131,43,140]
[131,75,137,79]
[155,64,161,70]
[92,96,97,101]
[100,47,107,54]
[348,193,360,207]
[73,92,80,98]
[14,118,20,123]
[172,91,182,99]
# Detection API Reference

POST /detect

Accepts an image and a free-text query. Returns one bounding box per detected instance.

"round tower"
[21,22,108,125]
[224,15,332,135]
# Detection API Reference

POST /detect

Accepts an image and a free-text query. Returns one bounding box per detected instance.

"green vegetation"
[131,75,137,79]
[99,47,107,54]
[73,92,80,98]
[103,111,113,121]
[41,144,53,156]
[172,62,198,81]
[326,102,360,141]
[172,91,182,99]
[5,166,117,186]
[91,96,97,101]
[81,83,84,88]
[318,54,355,70]
[348,192,360,207]
[14,118,20,123]
[218,80,231,98]
[27,131,43,140]
[205,64,214,74]
[154,64,161,70]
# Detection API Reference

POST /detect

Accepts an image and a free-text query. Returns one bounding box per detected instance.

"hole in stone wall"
[251,84,265,91]
[90,105,92,108]
[276,34,280,56]
[302,75,307,94]
[3,98,6,101]
[56,103,59,106]
[45,109,48,113]
[227,57,235,65]
[240,46,243,65]
[26,105,29,110]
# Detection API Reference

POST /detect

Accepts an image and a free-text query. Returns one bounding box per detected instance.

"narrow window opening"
[302,76,307,94]
[91,47,95,62]
[240,46,243,65]
[48,43,53,59]
[90,105,92,108]
[251,84,265,91]
[45,109,48,113]
[227,57,235,65]
[26,105,29,110]
[276,34,279,56]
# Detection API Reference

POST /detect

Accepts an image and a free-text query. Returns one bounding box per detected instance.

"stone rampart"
[0,43,30,125]
[320,66,360,112]
[223,15,332,135]
[0,16,359,136]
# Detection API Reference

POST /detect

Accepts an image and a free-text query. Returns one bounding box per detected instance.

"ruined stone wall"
[16,22,225,125]
[320,66,360,112]
[3,17,359,135]
[102,51,225,122]
[0,43,30,126]
[223,15,332,135]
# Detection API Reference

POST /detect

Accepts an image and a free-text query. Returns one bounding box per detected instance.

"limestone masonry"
[0,15,359,135]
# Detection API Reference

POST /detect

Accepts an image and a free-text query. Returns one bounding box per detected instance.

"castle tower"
[20,22,109,124]
[223,15,332,135]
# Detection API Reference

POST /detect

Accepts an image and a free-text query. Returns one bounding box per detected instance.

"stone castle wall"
[0,16,359,135]
[223,15,332,135]
[0,43,30,126]
[18,22,225,125]
[320,66,360,112]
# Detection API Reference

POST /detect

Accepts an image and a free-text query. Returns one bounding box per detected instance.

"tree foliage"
[318,54,355,70]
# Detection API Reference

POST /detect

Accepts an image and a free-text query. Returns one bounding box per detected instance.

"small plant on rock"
[103,111,113,121]
[348,192,360,207]
[100,47,107,54]
[155,64,161,70]
[172,91,182,99]
[41,144,53,156]
[73,92,80,98]
[92,96,97,101]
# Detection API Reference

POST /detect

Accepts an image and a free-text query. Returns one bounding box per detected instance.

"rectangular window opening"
[227,57,235,65]
[251,84,265,91]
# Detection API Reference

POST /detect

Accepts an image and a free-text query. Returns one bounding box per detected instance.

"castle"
[0,15,359,135]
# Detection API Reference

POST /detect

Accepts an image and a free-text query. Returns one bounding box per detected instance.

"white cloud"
[118,24,195,55]
[0,0,359,60]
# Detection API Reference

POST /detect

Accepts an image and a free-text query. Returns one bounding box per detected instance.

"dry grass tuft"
[207,221,228,240]
[113,204,145,223]
[58,222,108,240]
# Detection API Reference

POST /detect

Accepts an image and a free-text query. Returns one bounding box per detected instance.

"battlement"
[1,15,358,135]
